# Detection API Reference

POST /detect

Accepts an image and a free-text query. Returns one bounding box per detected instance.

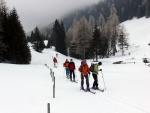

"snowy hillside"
[0,17,150,113]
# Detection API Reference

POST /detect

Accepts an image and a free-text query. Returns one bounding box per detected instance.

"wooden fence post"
[53,76,55,98]
[47,103,50,113]
[52,72,54,82]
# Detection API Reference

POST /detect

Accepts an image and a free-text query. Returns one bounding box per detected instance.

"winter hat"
[98,62,102,65]
[83,59,87,65]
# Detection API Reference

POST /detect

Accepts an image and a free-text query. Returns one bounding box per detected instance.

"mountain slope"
[39,0,147,36]
[0,18,150,113]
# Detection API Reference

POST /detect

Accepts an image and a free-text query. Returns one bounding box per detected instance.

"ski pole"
[100,70,106,90]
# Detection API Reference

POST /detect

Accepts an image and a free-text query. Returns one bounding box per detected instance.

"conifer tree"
[0,13,5,62]
[32,26,45,53]
[145,0,150,18]
[59,21,67,55]
[50,19,67,55]
[6,8,31,64]
[0,2,31,64]
[49,32,57,47]
[90,26,101,61]
[74,16,92,59]
[108,4,120,56]
[1,5,11,62]
[30,31,34,43]
[0,38,6,62]
[0,0,7,62]
[100,38,108,58]
[118,25,129,56]
[66,27,73,56]
[66,16,92,59]
[97,13,106,37]
[89,15,95,31]
[51,19,60,50]
[46,37,51,48]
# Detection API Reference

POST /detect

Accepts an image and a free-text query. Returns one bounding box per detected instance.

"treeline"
[47,20,67,55]
[27,20,67,56]
[1,0,141,64]
[65,5,129,60]
[45,5,129,60]
[41,0,150,37]
[63,0,150,32]
[0,1,31,64]
[27,27,47,53]
[39,0,149,59]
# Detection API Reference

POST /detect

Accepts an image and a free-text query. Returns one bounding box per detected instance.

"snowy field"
[0,17,150,113]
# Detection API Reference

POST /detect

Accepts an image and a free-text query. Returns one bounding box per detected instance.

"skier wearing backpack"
[78,59,90,91]
[91,62,102,90]
[68,59,76,82]
[63,59,70,79]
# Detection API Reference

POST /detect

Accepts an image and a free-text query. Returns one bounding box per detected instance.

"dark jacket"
[68,62,75,70]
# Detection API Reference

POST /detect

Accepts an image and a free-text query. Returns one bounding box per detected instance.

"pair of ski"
[91,88,105,92]
[72,81,78,83]
[80,88,104,94]
[71,80,78,83]
[80,88,96,94]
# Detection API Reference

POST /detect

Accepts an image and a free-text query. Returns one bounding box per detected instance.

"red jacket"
[68,62,75,70]
[78,64,90,76]
[53,57,57,63]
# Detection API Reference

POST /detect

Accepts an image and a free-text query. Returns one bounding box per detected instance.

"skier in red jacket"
[53,57,57,68]
[68,59,76,82]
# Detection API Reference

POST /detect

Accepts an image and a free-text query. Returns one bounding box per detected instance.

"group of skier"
[63,59,76,82]
[63,58,102,91]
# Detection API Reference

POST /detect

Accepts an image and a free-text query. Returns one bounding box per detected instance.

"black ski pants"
[92,73,98,88]
[81,75,89,88]
[70,70,75,81]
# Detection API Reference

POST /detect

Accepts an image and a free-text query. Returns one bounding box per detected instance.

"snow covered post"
[53,76,55,98]
[47,103,50,113]
[52,72,54,82]
[50,68,53,81]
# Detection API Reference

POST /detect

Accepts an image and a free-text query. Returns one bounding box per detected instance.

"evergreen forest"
[0,1,31,64]
[1,0,150,63]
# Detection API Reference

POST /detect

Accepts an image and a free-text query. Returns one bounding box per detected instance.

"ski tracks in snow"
[101,93,150,113]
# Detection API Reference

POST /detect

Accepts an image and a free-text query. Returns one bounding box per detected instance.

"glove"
[99,69,102,71]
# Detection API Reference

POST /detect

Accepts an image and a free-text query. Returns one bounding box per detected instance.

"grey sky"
[6,0,100,33]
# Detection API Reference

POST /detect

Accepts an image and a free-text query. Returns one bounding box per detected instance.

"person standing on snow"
[91,62,102,90]
[68,59,76,82]
[53,57,58,68]
[63,59,70,79]
[78,59,90,91]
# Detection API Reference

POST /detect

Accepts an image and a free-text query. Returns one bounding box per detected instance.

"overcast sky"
[6,0,100,33]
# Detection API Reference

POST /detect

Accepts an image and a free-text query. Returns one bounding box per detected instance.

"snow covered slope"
[0,17,150,113]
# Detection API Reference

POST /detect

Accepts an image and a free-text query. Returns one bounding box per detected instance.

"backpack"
[69,62,75,70]
[90,64,95,72]
[64,62,69,67]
